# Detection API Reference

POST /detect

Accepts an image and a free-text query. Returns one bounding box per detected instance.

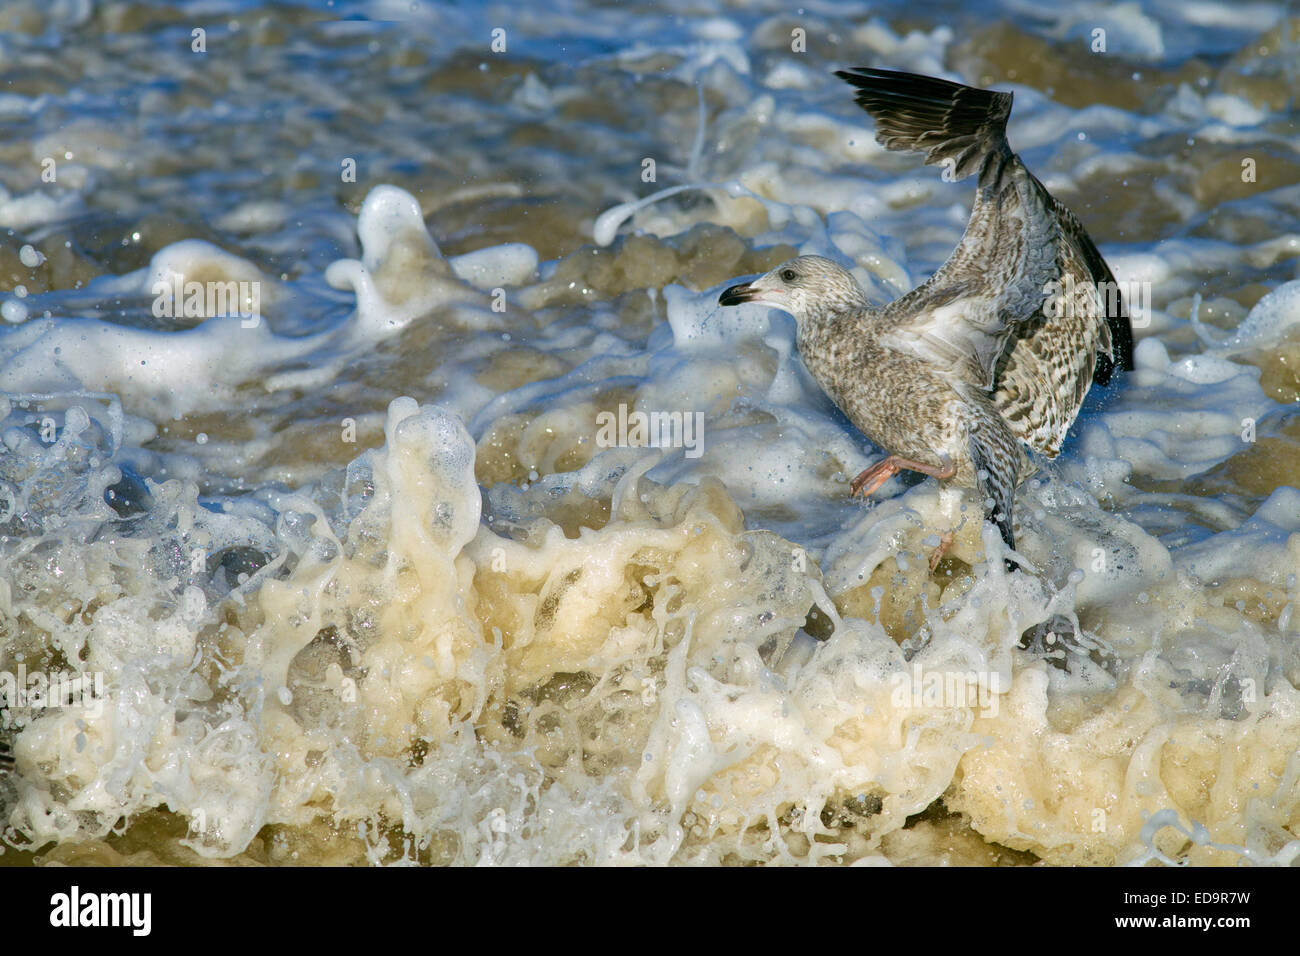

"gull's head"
[718,255,869,327]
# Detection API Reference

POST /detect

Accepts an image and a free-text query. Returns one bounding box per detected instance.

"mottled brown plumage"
[719,69,1133,567]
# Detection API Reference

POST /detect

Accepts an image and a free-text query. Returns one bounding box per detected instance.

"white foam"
[449,243,539,290]
[5,0,1300,867]
[1193,279,1300,353]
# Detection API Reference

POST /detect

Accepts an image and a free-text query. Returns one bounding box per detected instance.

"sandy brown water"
[1,0,1299,867]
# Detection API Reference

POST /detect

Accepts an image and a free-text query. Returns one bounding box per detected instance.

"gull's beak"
[719,282,757,306]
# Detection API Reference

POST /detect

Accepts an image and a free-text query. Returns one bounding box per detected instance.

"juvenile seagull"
[720,68,1134,569]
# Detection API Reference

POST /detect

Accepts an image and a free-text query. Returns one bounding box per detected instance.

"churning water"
[1,0,1299,865]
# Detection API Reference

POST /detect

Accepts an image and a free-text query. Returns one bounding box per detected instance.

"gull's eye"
[780,269,797,282]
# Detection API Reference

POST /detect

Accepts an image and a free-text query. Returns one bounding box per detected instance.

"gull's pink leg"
[849,459,899,497]
[928,531,956,571]
[850,454,956,498]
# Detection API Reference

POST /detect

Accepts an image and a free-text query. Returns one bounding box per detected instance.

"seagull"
[719,68,1134,570]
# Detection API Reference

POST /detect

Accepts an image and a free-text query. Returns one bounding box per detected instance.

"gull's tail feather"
[835,68,1013,186]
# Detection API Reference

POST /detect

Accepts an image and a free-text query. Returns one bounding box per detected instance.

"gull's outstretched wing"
[836,68,1132,456]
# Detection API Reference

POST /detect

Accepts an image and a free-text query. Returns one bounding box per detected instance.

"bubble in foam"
[1,299,28,324]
